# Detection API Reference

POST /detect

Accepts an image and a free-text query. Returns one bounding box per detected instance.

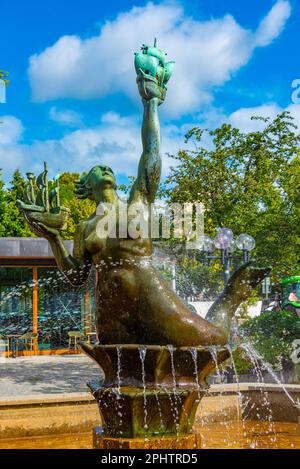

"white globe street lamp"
[196,228,256,284]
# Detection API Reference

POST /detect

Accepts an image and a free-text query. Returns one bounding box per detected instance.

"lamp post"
[235,233,256,263]
[197,228,256,284]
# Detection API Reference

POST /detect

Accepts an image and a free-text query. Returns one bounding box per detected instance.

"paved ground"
[0,355,102,398]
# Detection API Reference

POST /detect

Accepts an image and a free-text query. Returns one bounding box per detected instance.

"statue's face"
[88,165,116,196]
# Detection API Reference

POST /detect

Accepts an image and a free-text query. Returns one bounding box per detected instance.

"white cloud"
[228,104,282,132]
[197,98,300,134]
[254,0,291,46]
[28,1,291,117]
[0,116,26,174]
[0,111,186,181]
[1,101,300,182]
[227,103,300,132]
[0,116,24,145]
[49,106,83,126]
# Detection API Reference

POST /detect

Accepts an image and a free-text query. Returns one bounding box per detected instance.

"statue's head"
[74,165,117,201]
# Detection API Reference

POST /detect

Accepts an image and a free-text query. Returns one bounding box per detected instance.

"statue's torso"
[82,200,153,264]
[79,202,156,336]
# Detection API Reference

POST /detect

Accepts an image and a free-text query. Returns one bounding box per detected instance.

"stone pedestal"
[82,344,229,450]
[90,385,204,438]
[93,426,201,449]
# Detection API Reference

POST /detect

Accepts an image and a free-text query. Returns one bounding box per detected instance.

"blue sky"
[0,0,299,184]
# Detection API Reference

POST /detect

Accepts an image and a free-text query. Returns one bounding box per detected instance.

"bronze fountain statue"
[18,41,270,448]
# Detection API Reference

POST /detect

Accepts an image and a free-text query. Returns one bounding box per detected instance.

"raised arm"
[130,98,161,204]
[130,41,173,204]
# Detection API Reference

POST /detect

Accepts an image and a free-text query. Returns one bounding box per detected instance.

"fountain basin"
[80,343,230,388]
[81,343,230,440]
[87,383,204,438]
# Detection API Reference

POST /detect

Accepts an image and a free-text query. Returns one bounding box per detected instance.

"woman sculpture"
[19,43,269,347]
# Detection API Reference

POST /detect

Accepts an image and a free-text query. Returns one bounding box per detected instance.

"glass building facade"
[0,238,95,355]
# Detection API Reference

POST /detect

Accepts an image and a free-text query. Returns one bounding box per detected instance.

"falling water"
[188,347,205,438]
[0,268,85,341]
[190,348,216,448]
[163,385,179,437]
[154,390,164,432]
[167,345,177,390]
[209,346,223,384]
[115,346,123,434]
[166,344,180,436]
[226,345,242,421]
[190,348,200,390]
[242,343,297,408]
[209,345,232,447]
[139,346,148,431]
[241,343,278,446]
[116,346,122,399]
[225,344,252,446]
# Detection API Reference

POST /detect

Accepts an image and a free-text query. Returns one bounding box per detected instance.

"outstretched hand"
[17,199,66,240]
[23,211,60,240]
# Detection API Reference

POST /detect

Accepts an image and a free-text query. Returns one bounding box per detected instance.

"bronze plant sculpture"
[19,41,270,447]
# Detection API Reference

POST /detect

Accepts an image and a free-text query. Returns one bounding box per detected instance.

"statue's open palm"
[17,199,69,240]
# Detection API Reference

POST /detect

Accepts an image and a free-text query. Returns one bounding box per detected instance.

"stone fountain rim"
[80,342,229,352]
[88,383,206,396]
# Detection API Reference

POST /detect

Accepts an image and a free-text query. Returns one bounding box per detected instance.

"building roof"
[0,237,73,266]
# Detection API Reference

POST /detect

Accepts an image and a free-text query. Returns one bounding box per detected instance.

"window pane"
[37,268,85,349]
[0,267,33,336]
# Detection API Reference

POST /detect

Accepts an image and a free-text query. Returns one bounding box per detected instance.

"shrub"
[239,310,300,369]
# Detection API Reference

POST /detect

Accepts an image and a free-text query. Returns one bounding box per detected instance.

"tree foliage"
[58,172,95,239]
[240,309,300,368]
[163,112,300,279]
[0,170,33,237]
[0,171,95,239]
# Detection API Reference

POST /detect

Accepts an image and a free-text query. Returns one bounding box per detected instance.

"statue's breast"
[84,205,152,257]
[85,231,106,255]
[84,215,107,255]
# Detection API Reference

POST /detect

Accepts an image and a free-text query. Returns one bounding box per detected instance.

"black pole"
[222,249,231,285]
[242,249,249,263]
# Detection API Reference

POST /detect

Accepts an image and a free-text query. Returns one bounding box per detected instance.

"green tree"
[58,172,95,239]
[0,171,95,239]
[164,112,300,280]
[0,170,33,237]
[240,310,300,369]
[175,256,223,300]
[0,171,7,235]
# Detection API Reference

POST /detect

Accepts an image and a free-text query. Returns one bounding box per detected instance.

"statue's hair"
[74,172,93,199]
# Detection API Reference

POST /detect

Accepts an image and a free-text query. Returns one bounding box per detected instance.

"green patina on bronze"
[18,162,69,230]
[19,41,270,442]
